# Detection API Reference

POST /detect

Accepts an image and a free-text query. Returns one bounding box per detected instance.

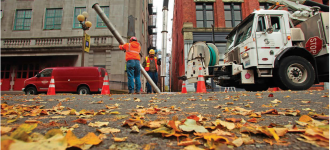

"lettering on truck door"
[255,15,284,65]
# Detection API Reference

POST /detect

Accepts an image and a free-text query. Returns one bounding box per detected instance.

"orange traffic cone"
[101,72,110,95]
[140,87,143,92]
[196,67,207,93]
[181,80,187,93]
[47,76,56,95]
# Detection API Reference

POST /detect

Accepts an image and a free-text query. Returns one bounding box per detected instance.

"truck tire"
[277,56,315,90]
[25,87,37,95]
[77,86,90,94]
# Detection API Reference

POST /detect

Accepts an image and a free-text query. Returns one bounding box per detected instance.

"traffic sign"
[305,36,322,55]
[84,33,90,53]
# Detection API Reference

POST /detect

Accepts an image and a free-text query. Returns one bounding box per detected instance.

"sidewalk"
[1,91,25,95]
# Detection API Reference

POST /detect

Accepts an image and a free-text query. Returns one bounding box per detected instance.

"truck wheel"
[278,56,315,90]
[78,86,90,94]
[244,85,269,92]
[25,87,37,95]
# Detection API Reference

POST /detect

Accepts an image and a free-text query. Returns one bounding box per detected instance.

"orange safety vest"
[145,56,158,71]
[119,41,141,61]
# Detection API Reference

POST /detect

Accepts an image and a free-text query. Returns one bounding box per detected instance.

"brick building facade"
[170,0,327,92]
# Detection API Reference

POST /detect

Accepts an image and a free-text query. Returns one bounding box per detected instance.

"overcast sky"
[154,0,174,54]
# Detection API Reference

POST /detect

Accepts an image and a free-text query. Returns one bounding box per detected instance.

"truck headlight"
[242,52,249,59]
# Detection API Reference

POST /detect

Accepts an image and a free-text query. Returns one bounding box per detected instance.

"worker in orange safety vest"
[142,49,161,94]
[119,36,141,94]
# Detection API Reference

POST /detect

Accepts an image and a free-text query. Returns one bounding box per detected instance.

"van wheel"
[25,87,37,95]
[78,86,90,94]
[277,56,315,90]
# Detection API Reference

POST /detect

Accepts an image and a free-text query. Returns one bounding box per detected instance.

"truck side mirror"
[265,15,273,34]
[266,27,273,34]
[36,73,41,77]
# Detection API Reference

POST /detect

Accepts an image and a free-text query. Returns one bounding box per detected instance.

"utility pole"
[211,24,215,92]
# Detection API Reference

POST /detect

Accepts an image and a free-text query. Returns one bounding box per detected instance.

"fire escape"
[148,0,157,51]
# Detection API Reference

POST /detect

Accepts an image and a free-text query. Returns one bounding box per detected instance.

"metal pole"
[81,30,85,67]
[211,24,215,92]
[161,1,169,92]
[92,3,161,93]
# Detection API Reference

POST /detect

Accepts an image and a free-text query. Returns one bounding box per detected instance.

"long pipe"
[92,3,161,93]
[161,0,169,92]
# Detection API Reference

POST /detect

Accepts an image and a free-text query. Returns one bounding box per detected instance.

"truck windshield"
[225,14,255,52]
[226,33,236,52]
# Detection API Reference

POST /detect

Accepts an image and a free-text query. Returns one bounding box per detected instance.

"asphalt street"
[1,90,329,150]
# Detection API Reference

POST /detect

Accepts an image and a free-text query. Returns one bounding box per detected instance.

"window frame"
[14,9,32,30]
[196,2,214,28]
[259,2,272,10]
[96,6,109,28]
[44,8,63,30]
[224,3,242,28]
[73,7,86,29]
[0,9,3,21]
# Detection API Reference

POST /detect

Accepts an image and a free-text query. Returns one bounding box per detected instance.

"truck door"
[256,15,285,65]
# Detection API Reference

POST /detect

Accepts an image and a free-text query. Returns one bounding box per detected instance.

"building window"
[0,10,2,21]
[14,9,32,30]
[142,21,144,35]
[196,3,214,28]
[44,8,63,29]
[73,7,86,28]
[224,3,241,27]
[96,6,109,27]
[259,3,272,10]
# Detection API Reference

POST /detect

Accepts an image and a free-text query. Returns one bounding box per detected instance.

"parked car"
[23,67,108,95]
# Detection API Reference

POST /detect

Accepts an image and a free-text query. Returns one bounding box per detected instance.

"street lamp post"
[77,12,92,67]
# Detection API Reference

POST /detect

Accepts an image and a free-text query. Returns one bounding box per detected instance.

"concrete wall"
[1,0,150,91]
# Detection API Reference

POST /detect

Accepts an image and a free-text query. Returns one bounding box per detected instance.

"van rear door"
[99,68,107,90]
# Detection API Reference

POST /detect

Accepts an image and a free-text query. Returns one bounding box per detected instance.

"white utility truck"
[184,1,329,91]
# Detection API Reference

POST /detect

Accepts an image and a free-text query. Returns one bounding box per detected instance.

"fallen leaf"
[247,118,258,123]
[88,121,109,127]
[72,119,87,124]
[179,119,208,133]
[97,127,121,134]
[225,118,242,123]
[113,137,127,142]
[80,132,102,145]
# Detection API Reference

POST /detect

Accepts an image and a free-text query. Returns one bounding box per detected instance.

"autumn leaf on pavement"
[10,123,38,141]
[177,138,202,146]
[80,132,102,145]
[179,119,208,133]
[72,118,87,124]
[311,115,329,120]
[147,120,167,129]
[183,145,204,150]
[268,93,274,97]
[97,127,121,134]
[225,118,242,123]
[299,115,313,122]
[88,121,109,127]
[65,130,84,147]
[241,134,255,145]
[113,137,128,142]
[212,119,236,130]
[211,129,235,136]
[1,126,13,135]
[122,118,146,128]
[247,118,258,123]
[131,125,140,133]
[262,109,278,115]
[271,99,281,103]
[186,115,199,122]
